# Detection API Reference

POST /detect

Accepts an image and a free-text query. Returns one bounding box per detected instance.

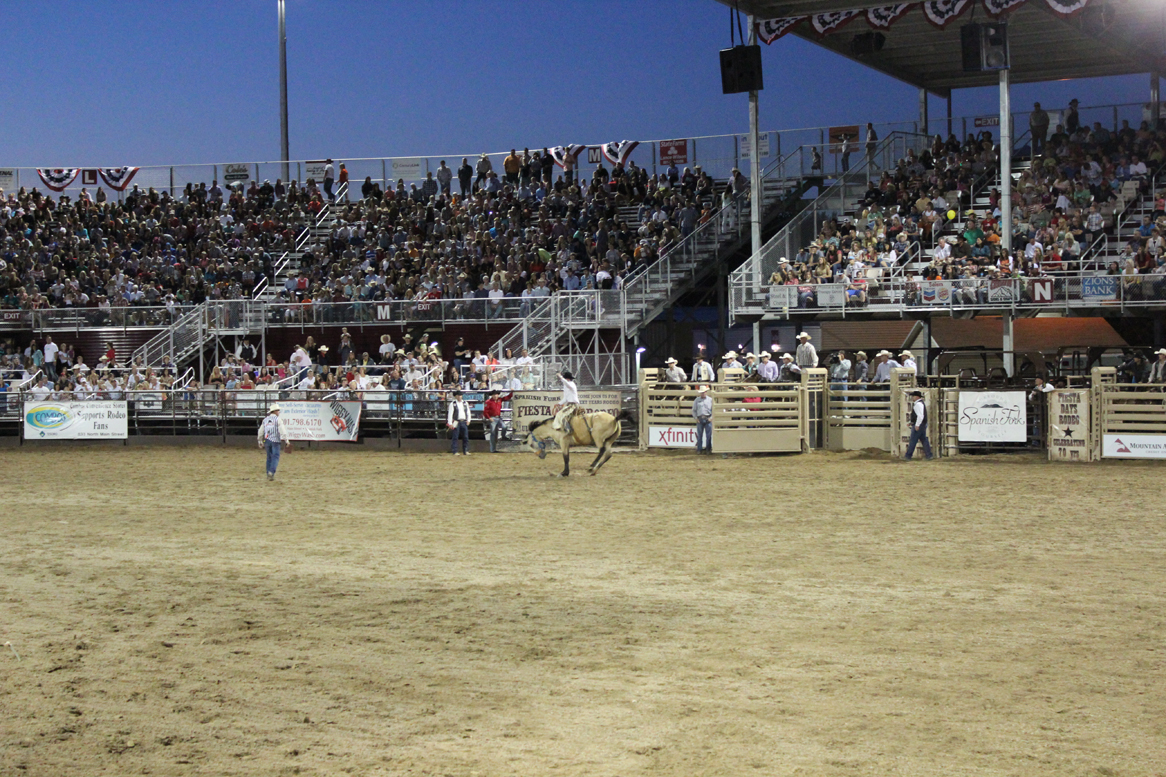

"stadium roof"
[717,0,1165,92]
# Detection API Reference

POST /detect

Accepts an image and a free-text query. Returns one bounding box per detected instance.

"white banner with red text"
[278,400,362,442]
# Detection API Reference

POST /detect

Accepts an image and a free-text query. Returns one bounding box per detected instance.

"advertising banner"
[957,391,1027,442]
[24,401,128,439]
[1102,434,1166,459]
[0,168,15,192]
[222,163,250,183]
[509,391,621,436]
[738,133,771,159]
[659,139,689,166]
[648,425,698,448]
[816,283,847,307]
[391,157,424,181]
[1048,389,1091,461]
[304,160,330,182]
[1082,276,1117,302]
[278,400,362,442]
[988,279,1017,303]
[767,285,798,309]
[921,280,951,304]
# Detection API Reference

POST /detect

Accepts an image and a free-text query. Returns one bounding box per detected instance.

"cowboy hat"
[722,351,738,360]
[1157,348,1166,356]
[745,352,756,359]
[781,353,794,360]
[900,350,914,358]
[797,332,811,340]
[856,351,867,359]
[665,357,678,365]
[877,350,891,357]
[318,345,330,352]
[759,351,771,358]
[269,404,281,412]
[908,390,923,398]
[697,385,710,393]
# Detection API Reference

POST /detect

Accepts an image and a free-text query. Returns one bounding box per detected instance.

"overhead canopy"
[717,0,1164,92]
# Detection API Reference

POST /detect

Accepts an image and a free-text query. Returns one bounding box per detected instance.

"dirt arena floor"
[1,445,1164,776]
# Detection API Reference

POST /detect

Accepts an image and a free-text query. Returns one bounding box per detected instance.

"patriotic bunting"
[549,145,587,169]
[811,9,863,34]
[756,0,1090,41]
[982,0,1027,16]
[922,0,972,28]
[758,17,804,43]
[36,168,80,192]
[600,141,639,166]
[867,4,913,28]
[1044,0,1088,17]
[98,167,140,191]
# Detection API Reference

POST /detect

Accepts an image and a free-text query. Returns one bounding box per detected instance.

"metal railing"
[729,132,931,325]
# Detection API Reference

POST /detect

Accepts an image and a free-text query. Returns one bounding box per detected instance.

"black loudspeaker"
[720,45,763,94]
[961,22,1009,72]
[851,32,886,56]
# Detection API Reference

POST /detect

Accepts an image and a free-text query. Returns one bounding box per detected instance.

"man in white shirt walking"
[447,389,472,455]
[257,404,290,480]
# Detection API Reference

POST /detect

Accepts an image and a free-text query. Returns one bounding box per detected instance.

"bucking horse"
[525,409,623,477]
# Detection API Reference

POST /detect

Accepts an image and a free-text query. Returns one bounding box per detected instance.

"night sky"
[1,1,1151,167]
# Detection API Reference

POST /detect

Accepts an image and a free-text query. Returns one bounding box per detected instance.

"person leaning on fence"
[853,351,869,383]
[482,389,512,454]
[871,350,901,383]
[663,357,687,383]
[257,404,290,481]
[447,389,472,455]
[692,385,713,455]
[795,332,818,369]
[692,353,715,383]
[778,353,802,382]
[756,351,779,382]
[1148,349,1166,383]
[904,390,933,461]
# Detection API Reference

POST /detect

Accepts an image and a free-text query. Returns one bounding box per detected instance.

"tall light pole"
[278,0,289,183]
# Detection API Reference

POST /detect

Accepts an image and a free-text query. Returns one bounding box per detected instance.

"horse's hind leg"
[590,440,615,475]
[560,446,570,477]
[588,444,606,473]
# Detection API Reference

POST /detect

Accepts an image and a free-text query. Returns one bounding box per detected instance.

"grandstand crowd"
[768,110,1166,308]
[0,330,535,404]
[0,148,742,320]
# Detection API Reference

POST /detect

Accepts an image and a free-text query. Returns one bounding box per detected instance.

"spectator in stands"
[324,159,335,201]
[457,157,473,196]
[1030,103,1049,156]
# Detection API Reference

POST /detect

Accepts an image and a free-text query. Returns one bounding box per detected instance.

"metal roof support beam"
[919,88,929,137]
[999,67,1012,257]
[748,15,762,258]
[1152,72,1160,131]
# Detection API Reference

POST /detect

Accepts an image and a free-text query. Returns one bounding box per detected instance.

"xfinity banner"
[24,401,128,439]
[509,391,621,436]
[278,400,362,442]
[957,391,1027,442]
[648,425,698,448]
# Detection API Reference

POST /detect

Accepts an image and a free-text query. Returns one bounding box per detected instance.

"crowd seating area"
[1,332,545,400]
[0,150,742,314]
[767,118,1166,306]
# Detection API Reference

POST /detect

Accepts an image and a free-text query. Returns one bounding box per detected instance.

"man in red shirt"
[482,389,513,453]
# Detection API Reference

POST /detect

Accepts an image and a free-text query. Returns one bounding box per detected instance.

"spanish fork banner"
[509,391,621,436]
[278,400,362,442]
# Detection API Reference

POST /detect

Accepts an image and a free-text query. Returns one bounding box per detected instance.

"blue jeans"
[905,426,932,460]
[450,421,469,453]
[265,439,281,474]
[488,418,504,452]
[696,418,712,452]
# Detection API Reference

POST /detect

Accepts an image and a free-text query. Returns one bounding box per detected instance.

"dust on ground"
[1,446,1164,776]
